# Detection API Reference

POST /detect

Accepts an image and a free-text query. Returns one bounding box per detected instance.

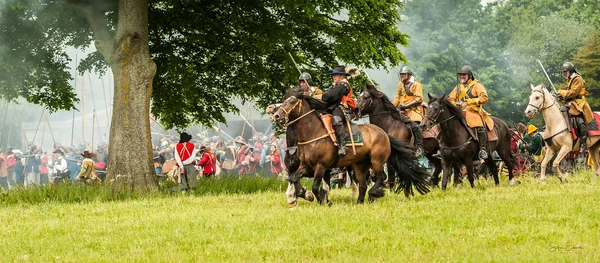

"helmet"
[527,124,538,135]
[457,65,473,78]
[562,62,576,73]
[399,65,412,75]
[298,72,314,86]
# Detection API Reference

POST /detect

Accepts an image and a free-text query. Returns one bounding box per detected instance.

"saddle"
[569,111,600,140]
[344,121,364,146]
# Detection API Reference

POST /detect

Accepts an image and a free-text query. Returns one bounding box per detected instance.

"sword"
[536,59,558,93]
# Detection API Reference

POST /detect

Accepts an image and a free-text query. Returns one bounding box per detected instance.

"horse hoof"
[305,192,315,202]
[327,200,333,207]
[288,201,297,209]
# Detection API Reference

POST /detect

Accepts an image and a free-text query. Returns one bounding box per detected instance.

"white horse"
[524,84,600,182]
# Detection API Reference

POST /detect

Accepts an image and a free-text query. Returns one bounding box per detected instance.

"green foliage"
[1,0,409,129]
[1,173,600,261]
[573,32,600,109]
[397,0,597,124]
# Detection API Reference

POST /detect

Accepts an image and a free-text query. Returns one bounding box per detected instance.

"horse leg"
[286,166,312,208]
[590,143,600,178]
[311,165,328,205]
[452,164,462,187]
[354,164,369,204]
[367,161,386,203]
[484,157,499,186]
[386,165,397,192]
[498,150,517,185]
[539,147,555,182]
[441,160,452,190]
[465,160,476,188]
[553,146,572,183]
[427,155,442,187]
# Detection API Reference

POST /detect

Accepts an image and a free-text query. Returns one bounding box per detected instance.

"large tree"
[573,32,600,109]
[0,0,409,191]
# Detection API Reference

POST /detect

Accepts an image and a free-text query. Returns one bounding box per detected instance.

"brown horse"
[424,94,517,190]
[356,84,443,187]
[272,89,430,205]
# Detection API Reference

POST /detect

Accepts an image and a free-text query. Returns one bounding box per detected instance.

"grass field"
[0,172,599,262]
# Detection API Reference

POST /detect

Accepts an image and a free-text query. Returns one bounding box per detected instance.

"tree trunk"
[105,0,157,191]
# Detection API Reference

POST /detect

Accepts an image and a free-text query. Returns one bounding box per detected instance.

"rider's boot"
[576,115,588,154]
[412,121,425,158]
[320,114,338,146]
[477,126,489,160]
[333,116,347,157]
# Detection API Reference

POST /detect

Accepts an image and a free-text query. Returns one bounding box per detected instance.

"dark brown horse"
[423,94,517,190]
[356,84,443,187]
[272,89,430,205]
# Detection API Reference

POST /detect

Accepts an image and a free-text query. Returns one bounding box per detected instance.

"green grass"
[0,172,599,262]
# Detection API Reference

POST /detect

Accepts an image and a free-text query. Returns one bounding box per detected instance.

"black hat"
[199,146,209,152]
[327,65,351,76]
[179,132,192,143]
[81,151,97,158]
[53,149,64,155]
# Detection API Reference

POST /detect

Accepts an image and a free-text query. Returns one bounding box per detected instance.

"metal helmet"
[457,65,473,78]
[399,65,412,75]
[562,62,576,73]
[298,72,314,86]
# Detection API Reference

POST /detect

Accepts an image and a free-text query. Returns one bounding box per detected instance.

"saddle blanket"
[345,122,363,146]
[571,112,600,140]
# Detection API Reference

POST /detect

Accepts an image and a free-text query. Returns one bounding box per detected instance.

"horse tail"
[387,135,431,197]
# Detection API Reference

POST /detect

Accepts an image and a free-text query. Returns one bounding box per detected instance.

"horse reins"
[527,88,556,118]
[280,96,329,146]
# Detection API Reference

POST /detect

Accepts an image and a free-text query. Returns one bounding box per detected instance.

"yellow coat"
[392,80,424,122]
[448,79,494,130]
[557,75,593,123]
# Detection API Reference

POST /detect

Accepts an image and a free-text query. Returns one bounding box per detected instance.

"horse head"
[423,93,462,130]
[524,83,551,119]
[273,95,302,124]
[357,84,380,117]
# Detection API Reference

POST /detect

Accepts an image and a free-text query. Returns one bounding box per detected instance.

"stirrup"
[579,138,587,154]
[478,149,488,160]
[338,145,347,157]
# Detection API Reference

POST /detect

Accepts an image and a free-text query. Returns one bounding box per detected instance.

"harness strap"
[298,134,330,145]
[287,109,315,126]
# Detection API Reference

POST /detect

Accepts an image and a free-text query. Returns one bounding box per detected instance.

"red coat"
[270,152,283,174]
[39,155,49,175]
[176,142,195,165]
[198,152,217,175]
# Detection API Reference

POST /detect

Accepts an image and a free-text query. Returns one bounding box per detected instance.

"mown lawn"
[0,172,599,262]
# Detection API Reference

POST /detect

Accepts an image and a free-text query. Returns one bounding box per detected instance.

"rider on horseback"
[320,65,356,157]
[298,72,323,98]
[448,65,493,160]
[392,65,425,157]
[556,62,593,154]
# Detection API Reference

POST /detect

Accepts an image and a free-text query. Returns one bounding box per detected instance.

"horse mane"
[283,86,328,111]
[442,98,465,120]
[364,84,403,120]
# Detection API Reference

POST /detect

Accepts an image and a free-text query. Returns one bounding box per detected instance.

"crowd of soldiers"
[0,142,107,192]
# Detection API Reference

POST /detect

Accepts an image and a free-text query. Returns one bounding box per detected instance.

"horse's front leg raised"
[286,165,313,208]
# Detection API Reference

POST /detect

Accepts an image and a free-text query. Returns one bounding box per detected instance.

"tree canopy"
[0,0,409,129]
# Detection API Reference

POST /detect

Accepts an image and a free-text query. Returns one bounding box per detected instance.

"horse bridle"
[527,88,555,118]
[278,96,316,126]
[422,102,455,130]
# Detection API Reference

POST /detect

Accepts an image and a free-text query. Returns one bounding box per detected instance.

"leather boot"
[476,127,489,160]
[320,114,338,146]
[333,116,347,157]
[412,121,425,158]
[576,115,588,154]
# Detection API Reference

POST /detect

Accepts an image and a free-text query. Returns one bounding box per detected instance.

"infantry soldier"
[392,65,425,157]
[557,62,593,153]
[448,65,494,160]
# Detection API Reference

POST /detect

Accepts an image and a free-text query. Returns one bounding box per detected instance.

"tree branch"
[65,0,116,63]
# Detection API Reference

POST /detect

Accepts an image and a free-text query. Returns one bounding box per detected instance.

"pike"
[239,111,257,134]
[536,59,558,93]
[288,52,302,75]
